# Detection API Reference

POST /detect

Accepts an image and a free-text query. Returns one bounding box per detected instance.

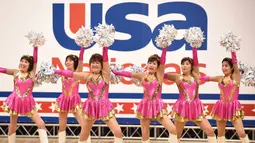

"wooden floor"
[0,138,240,143]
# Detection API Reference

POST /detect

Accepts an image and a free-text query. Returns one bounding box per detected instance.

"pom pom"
[184,27,205,48]
[129,65,145,86]
[110,64,124,84]
[25,31,46,47]
[74,26,94,47]
[93,23,115,47]
[238,61,255,87]
[220,31,241,52]
[238,61,246,74]
[35,61,59,86]
[155,24,177,48]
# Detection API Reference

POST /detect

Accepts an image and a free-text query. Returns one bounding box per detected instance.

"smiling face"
[181,57,193,75]
[146,54,160,74]
[89,53,103,74]
[19,55,34,72]
[222,58,234,76]
[65,55,78,71]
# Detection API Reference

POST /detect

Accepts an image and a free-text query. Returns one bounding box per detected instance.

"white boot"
[142,139,150,143]
[114,136,123,143]
[168,134,177,143]
[208,136,217,143]
[218,136,226,143]
[38,129,48,143]
[87,135,91,142]
[240,135,250,143]
[58,131,66,143]
[78,136,91,143]
[8,133,16,143]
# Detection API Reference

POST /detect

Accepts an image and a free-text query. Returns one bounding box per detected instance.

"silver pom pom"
[238,61,255,87]
[110,64,124,84]
[155,24,177,48]
[238,61,246,74]
[74,26,94,47]
[129,65,145,86]
[35,61,59,86]
[25,31,46,47]
[220,31,241,52]
[184,27,205,48]
[93,24,115,47]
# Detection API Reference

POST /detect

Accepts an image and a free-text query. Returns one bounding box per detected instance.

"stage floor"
[0,138,242,143]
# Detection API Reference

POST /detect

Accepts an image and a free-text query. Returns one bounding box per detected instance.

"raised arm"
[0,67,17,76]
[158,47,167,83]
[54,70,90,81]
[76,47,85,72]
[192,47,199,75]
[231,52,241,82]
[32,47,38,74]
[102,47,110,82]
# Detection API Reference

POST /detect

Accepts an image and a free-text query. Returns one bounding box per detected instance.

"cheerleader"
[164,46,216,143]
[112,48,178,142]
[53,46,123,143]
[199,32,250,143]
[56,47,86,143]
[0,47,48,143]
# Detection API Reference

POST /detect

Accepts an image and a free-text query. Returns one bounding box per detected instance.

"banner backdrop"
[0,0,255,126]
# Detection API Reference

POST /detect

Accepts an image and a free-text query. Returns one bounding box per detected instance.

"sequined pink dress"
[136,78,167,120]
[55,77,81,112]
[2,71,36,117]
[82,74,115,120]
[211,79,243,121]
[172,76,206,122]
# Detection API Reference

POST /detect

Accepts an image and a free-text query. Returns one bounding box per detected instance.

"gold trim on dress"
[142,75,161,100]
[1,102,36,118]
[136,108,168,120]
[171,110,207,122]
[87,74,103,85]
[178,76,199,102]
[218,79,239,103]
[62,77,79,96]
[143,84,160,100]
[14,73,34,98]
[87,74,108,101]
[54,102,82,113]
[210,109,244,122]
[82,109,115,121]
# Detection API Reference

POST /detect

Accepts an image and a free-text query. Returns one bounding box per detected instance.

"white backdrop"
[0,0,255,94]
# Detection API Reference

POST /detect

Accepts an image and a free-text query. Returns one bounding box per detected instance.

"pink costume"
[137,77,167,120]
[112,47,168,120]
[82,74,115,120]
[55,48,84,112]
[55,78,81,112]
[212,79,243,121]
[2,72,36,117]
[166,48,206,122]
[1,48,38,117]
[171,76,206,122]
[200,52,243,121]
[54,47,115,120]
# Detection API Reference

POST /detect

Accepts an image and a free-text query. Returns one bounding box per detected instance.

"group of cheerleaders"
[0,33,254,143]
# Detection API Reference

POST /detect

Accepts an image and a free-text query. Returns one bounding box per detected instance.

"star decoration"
[35,103,42,112]
[115,103,124,113]
[167,104,173,114]
[131,103,138,113]
[204,105,209,113]
[49,102,56,112]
